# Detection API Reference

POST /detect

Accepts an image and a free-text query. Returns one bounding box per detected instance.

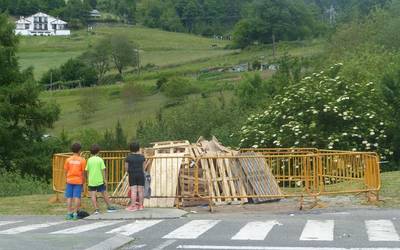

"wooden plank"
[223,157,239,202]
[201,158,215,200]
[207,157,222,203]
[216,156,232,203]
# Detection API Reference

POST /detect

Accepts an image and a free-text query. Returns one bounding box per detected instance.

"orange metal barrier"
[52,148,381,204]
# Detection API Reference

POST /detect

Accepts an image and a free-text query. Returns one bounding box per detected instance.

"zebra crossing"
[0,218,400,242]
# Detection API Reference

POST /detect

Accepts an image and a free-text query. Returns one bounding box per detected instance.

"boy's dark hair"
[90,144,100,155]
[71,143,81,153]
[130,142,140,152]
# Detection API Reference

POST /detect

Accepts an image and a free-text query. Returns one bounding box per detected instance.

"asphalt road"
[1,208,400,250]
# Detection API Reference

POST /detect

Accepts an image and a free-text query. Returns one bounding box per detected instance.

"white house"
[15,12,70,36]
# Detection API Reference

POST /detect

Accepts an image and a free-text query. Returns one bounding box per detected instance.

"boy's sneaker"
[138,205,144,211]
[107,206,117,213]
[65,213,73,220]
[94,209,100,215]
[72,212,78,220]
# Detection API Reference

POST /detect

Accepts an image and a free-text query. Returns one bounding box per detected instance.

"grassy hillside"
[40,38,322,139]
[25,24,322,139]
[17,24,232,78]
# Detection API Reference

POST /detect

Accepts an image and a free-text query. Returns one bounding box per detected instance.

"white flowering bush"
[239,64,392,159]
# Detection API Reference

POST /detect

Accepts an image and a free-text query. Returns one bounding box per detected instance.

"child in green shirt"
[85,144,117,214]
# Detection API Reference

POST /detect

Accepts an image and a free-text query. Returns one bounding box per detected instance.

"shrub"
[238,64,391,159]
[0,169,51,197]
[161,77,199,98]
[99,73,123,85]
[41,58,98,87]
[77,88,101,121]
[40,68,62,85]
[121,82,147,106]
[75,129,102,151]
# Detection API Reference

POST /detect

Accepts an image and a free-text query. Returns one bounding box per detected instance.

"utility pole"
[272,33,276,59]
[50,71,53,91]
[135,49,140,76]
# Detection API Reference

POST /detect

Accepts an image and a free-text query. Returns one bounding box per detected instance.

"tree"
[77,88,100,121]
[109,34,139,75]
[59,0,91,27]
[83,38,111,82]
[232,0,317,51]
[0,14,60,177]
[380,66,400,166]
[232,19,258,48]
[114,121,127,149]
[161,77,199,98]
[41,58,97,87]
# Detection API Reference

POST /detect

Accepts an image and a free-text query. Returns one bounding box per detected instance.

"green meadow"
[20,24,322,139]
[17,25,232,78]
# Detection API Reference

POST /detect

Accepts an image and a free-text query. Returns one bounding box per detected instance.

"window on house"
[52,24,56,30]
[25,24,29,29]
[44,24,48,30]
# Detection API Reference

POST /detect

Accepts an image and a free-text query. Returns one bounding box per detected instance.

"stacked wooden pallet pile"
[111,137,283,207]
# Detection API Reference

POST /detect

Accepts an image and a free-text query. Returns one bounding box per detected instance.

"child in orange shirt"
[64,143,86,220]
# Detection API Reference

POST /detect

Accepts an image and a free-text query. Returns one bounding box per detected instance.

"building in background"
[15,12,70,36]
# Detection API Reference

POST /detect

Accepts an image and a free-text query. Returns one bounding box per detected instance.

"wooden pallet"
[236,152,283,203]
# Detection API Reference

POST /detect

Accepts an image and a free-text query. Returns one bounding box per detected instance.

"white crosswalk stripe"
[299,220,334,241]
[163,220,220,239]
[106,220,163,236]
[0,221,64,234]
[50,221,122,234]
[1,218,400,243]
[0,221,22,227]
[231,220,281,241]
[366,220,400,241]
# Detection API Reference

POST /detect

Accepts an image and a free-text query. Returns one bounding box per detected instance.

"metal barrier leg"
[367,191,379,203]
[49,192,64,204]
[310,196,327,209]
[299,195,304,210]
[208,197,214,213]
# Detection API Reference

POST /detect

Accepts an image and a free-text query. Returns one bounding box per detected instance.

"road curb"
[85,234,135,250]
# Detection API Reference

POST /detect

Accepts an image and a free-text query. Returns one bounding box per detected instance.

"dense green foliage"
[138,0,245,35]
[40,58,97,87]
[1,0,392,36]
[239,64,389,156]
[0,14,60,178]
[0,169,51,197]
[41,34,138,87]
[234,1,400,170]
[232,0,321,48]
[136,96,243,146]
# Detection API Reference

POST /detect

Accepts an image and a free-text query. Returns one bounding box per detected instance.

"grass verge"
[0,170,398,215]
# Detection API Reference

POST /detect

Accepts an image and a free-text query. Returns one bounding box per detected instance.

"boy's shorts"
[129,173,145,186]
[65,183,82,198]
[88,184,106,192]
